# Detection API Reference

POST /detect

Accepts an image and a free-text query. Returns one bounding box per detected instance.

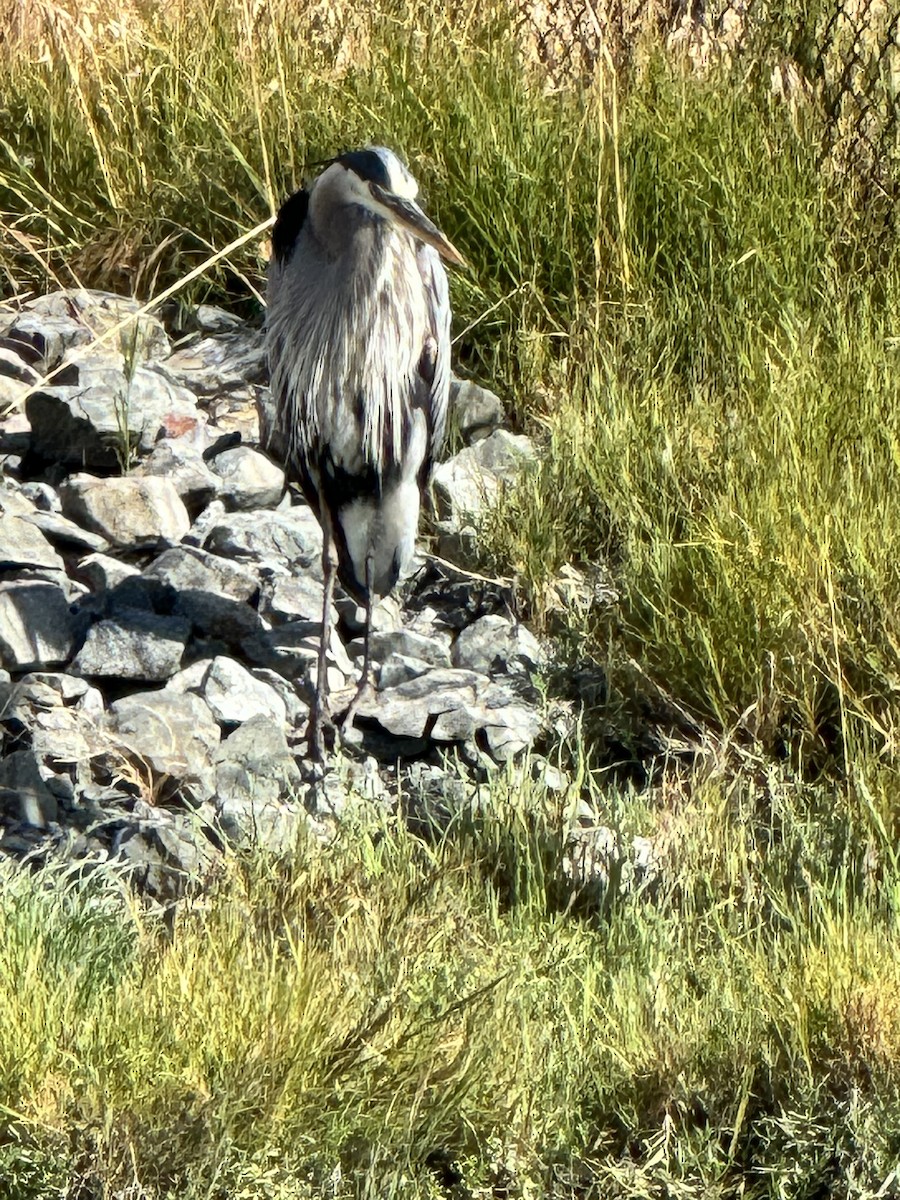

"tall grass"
[3,760,900,1197]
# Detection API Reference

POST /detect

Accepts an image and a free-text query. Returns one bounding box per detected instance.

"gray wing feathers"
[418,243,451,464]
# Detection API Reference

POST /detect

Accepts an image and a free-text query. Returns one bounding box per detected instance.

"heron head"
[313,146,466,268]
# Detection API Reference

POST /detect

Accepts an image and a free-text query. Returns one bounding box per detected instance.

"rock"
[22,511,110,554]
[451,615,543,677]
[377,654,435,689]
[24,289,170,360]
[141,436,220,512]
[1,311,93,375]
[18,482,61,512]
[250,668,309,727]
[401,761,475,830]
[356,667,542,761]
[142,545,262,645]
[305,755,391,820]
[563,825,659,896]
[203,504,323,576]
[432,430,536,527]
[160,328,267,426]
[0,508,67,580]
[142,544,259,602]
[198,655,288,726]
[372,628,451,667]
[72,608,191,681]
[1,670,106,747]
[108,691,220,805]
[0,749,58,828]
[27,358,203,470]
[116,808,219,901]
[0,580,76,670]
[244,623,351,689]
[213,716,304,852]
[337,594,403,636]
[193,305,244,336]
[346,627,452,672]
[449,379,505,443]
[59,474,191,548]
[261,573,333,627]
[14,670,94,704]
[209,445,285,510]
[78,552,142,592]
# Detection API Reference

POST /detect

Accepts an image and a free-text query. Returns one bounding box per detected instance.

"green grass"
[3,760,900,1198]
[2,0,900,1192]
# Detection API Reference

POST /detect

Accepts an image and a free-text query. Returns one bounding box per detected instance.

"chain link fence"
[517,0,900,217]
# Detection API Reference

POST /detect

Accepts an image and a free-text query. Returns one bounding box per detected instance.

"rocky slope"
[0,289,598,899]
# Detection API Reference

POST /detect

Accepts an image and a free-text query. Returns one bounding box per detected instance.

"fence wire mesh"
[516,0,900,217]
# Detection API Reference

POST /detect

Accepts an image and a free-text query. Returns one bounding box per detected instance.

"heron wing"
[416,242,452,476]
[271,187,309,266]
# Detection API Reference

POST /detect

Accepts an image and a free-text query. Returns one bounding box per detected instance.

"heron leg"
[309,519,338,761]
[341,554,375,735]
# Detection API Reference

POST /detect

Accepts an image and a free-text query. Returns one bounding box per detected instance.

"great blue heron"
[264,146,465,759]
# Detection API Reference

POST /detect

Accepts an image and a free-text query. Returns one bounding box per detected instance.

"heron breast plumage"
[266,183,450,603]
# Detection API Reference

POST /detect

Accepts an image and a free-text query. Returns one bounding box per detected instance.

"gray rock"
[183,499,228,547]
[1,310,94,373]
[261,573,333,627]
[213,715,303,852]
[200,655,288,726]
[14,671,94,704]
[193,305,244,336]
[72,609,190,681]
[78,552,142,593]
[244,622,351,689]
[451,615,543,677]
[0,510,67,579]
[203,505,323,576]
[305,755,391,820]
[24,289,170,360]
[140,437,220,511]
[209,445,285,510]
[250,668,309,727]
[449,379,505,443]
[563,825,659,896]
[369,628,452,668]
[377,653,434,689]
[142,545,262,644]
[108,690,220,804]
[8,694,99,775]
[19,482,61,512]
[22,511,110,554]
[0,749,58,828]
[401,761,475,829]
[432,430,536,527]
[356,666,542,761]
[60,474,191,548]
[0,375,30,413]
[337,594,403,636]
[116,809,219,901]
[27,359,203,470]
[164,659,213,695]
[161,328,267,398]
[143,544,259,602]
[0,580,76,670]
[346,628,452,680]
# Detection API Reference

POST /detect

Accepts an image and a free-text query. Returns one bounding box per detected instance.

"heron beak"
[369,182,467,268]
